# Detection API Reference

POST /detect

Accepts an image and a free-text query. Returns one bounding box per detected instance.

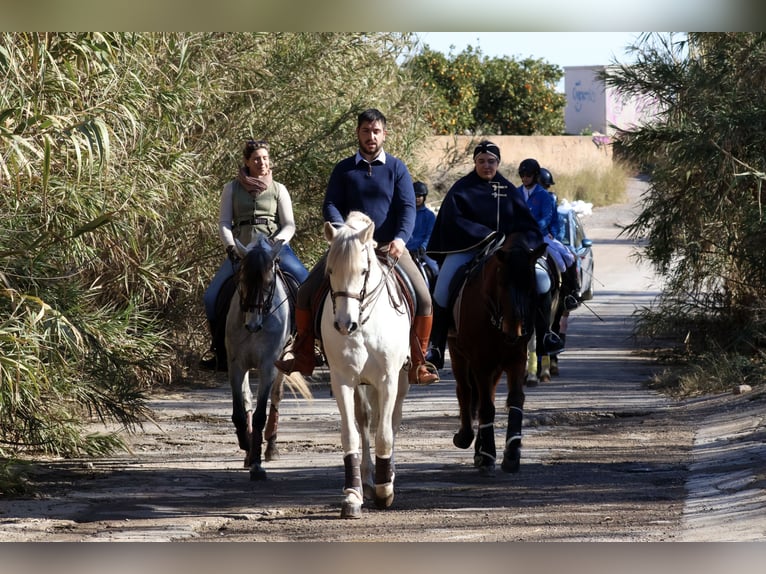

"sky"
[415,32,644,92]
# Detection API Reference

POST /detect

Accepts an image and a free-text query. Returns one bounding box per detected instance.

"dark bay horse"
[448,232,545,475]
[226,233,312,481]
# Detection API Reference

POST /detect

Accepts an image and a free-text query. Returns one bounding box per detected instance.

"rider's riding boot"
[563,264,581,310]
[274,307,316,376]
[425,303,449,370]
[199,319,227,371]
[539,297,566,355]
[409,314,440,385]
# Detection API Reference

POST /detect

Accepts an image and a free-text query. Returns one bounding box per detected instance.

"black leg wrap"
[375,456,393,485]
[477,423,497,460]
[343,453,362,493]
[506,406,523,446]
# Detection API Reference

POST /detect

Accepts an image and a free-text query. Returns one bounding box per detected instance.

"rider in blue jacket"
[406,181,439,281]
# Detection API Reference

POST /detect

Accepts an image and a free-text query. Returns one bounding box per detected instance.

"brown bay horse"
[448,231,545,475]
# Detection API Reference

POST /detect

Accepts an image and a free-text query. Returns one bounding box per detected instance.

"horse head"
[235,233,285,333]
[324,211,380,335]
[494,233,545,343]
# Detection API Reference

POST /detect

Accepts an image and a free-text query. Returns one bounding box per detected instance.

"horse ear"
[324,221,338,242]
[359,221,375,245]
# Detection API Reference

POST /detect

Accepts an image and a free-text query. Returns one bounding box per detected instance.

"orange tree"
[404,45,565,135]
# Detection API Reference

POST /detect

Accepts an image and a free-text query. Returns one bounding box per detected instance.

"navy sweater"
[323,152,416,245]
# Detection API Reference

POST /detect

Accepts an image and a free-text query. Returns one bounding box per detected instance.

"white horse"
[226,233,312,481]
[322,211,411,519]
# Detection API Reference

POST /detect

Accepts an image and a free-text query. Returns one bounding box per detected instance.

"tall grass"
[0,32,430,478]
[540,163,629,207]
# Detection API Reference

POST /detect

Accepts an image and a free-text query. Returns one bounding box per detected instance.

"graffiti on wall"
[571,79,596,112]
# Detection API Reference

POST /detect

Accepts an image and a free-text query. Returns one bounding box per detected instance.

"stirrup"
[411,361,440,385]
[564,294,580,311]
[542,332,565,355]
[425,348,444,370]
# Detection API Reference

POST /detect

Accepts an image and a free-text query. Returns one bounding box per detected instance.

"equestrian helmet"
[413,181,429,197]
[518,158,541,178]
[539,167,555,188]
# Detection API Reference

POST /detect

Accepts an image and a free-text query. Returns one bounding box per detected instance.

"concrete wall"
[415,135,613,191]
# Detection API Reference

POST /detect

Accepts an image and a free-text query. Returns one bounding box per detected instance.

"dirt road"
[2,177,765,543]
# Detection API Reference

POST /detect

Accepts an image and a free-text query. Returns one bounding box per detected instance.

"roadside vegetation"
[605,32,766,396]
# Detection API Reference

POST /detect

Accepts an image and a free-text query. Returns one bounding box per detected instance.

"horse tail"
[280,371,314,401]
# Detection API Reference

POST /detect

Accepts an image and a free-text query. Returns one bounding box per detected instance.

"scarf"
[237,166,272,196]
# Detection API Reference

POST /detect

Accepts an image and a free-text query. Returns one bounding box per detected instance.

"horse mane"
[241,233,276,292]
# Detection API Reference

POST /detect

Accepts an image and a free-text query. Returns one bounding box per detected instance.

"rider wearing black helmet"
[539,167,555,188]
[518,158,567,355]
[407,181,439,284]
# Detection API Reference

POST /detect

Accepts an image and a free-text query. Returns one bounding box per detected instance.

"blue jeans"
[432,249,478,309]
[203,244,308,322]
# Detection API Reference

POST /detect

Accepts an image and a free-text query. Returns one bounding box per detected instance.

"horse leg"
[334,380,364,518]
[354,386,375,501]
[371,378,398,509]
[473,422,496,474]
[341,453,363,519]
[264,372,284,462]
[264,404,279,462]
[525,333,538,387]
[473,375,498,475]
[502,362,527,473]
[229,366,253,466]
[248,391,270,481]
[539,354,551,382]
[451,350,475,449]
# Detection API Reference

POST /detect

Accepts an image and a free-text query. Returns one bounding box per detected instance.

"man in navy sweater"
[275,109,439,385]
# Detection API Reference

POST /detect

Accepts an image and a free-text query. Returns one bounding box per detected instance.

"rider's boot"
[562,263,582,310]
[409,314,440,385]
[540,298,566,355]
[274,307,316,376]
[425,303,449,370]
[199,319,227,371]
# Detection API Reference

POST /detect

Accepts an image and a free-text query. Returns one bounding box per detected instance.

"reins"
[238,259,290,322]
[329,243,404,326]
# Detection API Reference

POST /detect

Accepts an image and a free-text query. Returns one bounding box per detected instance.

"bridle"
[237,255,289,331]
[329,242,403,326]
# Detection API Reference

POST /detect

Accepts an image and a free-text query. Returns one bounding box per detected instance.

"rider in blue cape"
[425,140,561,370]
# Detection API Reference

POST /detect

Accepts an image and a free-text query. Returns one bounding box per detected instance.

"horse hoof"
[540,373,551,383]
[477,462,496,477]
[340,502,362,519]
[453,429,474,449]
[525,375,538,387]
[265,446,279,462]
[373,484,395,509]
[249,465,267,481]
[501,449,521,473]
[374,492,395,509]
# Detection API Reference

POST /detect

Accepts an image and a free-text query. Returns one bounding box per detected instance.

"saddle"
[448,234,507,329]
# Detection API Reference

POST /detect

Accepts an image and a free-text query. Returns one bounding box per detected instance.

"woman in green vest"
[200,139,308,370]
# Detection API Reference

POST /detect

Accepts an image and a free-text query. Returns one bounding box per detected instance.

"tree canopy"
[403,45,565,135]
